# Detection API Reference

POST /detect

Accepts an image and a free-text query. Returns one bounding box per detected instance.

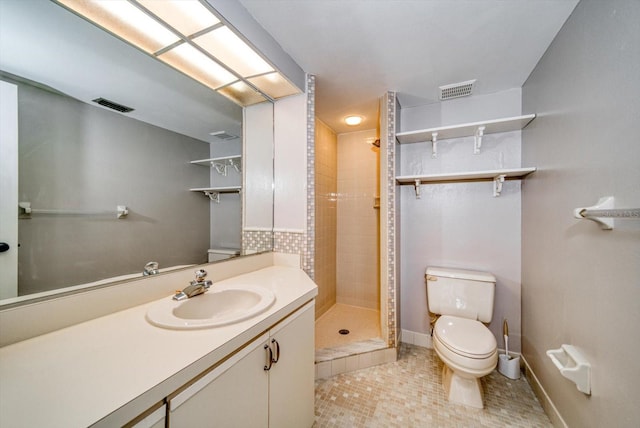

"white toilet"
[426,266,498,408]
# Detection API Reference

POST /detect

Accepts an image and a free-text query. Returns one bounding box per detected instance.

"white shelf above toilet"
[396,114,536,144]
[396,167,536,198]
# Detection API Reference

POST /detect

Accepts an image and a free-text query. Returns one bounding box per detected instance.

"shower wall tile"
[336,129,380,310]
[314,118,337,318]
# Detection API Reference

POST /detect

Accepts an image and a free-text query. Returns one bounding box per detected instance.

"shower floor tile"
[314,343,552,427]
[315,304,381,350]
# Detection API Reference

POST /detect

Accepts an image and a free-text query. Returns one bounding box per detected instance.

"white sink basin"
[146,285,276,330]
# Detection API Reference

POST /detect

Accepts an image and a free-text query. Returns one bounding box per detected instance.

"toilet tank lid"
[426,267,496,283]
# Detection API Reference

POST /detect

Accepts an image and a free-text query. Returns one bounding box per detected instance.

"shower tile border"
[384,91,398,348]
[304,74,316,279]
[315,346,397,379]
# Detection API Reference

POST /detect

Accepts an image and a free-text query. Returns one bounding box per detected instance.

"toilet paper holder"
[546,344,591,395]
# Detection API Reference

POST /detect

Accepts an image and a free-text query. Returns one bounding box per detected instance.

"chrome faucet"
[143,261,159,276]
[173,269,212,301]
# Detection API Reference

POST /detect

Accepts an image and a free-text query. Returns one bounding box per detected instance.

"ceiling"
[238,0,578,134]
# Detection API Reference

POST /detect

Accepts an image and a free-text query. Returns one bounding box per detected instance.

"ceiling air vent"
[209,131,239,141]
[92,97,134,113]
[439,79,476,101]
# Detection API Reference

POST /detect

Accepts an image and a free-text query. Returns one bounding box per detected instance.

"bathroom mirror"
[0,0,274,305]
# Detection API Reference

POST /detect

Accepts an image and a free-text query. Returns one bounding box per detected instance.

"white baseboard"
[400,329,433,349]
[521,355,568,428]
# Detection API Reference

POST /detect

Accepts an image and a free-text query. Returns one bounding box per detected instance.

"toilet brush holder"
[498,354,520,379]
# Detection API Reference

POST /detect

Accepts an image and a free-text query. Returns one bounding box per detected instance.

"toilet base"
[442,364,485,408]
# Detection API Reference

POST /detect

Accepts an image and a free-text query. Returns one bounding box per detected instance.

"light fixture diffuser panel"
[194,27,274,78]
[136,0,220,37]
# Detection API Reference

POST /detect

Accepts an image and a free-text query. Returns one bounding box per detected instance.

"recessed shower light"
[344,115,363,126]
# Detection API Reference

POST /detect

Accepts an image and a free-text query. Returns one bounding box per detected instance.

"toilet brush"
[503,319,511,360]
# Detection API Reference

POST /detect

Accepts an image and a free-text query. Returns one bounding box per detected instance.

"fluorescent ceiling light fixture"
[248,72,300,99]
[136,0,221,37]
[57,0,179,54]
[345,115,363,126]
[158,43,237,90]
[55,0,301,106]
[218,81,267,106]
[194,27,274,78]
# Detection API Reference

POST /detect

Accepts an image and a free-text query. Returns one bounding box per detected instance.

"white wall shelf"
[190,186,242,203]
[191,155,242,176]
[396,167,536,198]
[396,114,536,156]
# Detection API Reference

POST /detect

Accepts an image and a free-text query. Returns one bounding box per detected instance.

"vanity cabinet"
[167,302,315,428]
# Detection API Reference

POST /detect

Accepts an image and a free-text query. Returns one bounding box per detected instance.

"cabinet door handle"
[264,344,273,371]
[271,339,280,364]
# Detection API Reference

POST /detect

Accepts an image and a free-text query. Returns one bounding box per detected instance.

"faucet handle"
[194,269,208,281]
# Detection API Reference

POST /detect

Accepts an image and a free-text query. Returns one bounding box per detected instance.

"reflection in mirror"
[0,0,274,305]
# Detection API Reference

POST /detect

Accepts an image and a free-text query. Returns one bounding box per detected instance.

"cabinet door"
[268,302,315,428]
[169,332,269,428]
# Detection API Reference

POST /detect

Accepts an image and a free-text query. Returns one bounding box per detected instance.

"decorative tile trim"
[274,230,305,255]
[242,229,273,253]
[305,74,316,279]
[385,91,397,347]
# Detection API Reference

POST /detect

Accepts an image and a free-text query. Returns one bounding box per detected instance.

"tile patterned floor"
[314,343,551,427]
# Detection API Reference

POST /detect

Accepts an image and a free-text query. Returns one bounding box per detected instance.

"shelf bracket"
[414,179,422,199]
[493,174,506,197]
[211,162,228,176]
[204,191,221,203]
[474,126,486,154]
[229,157,242,173]
[210,159,241,176]
[431,132,438,158]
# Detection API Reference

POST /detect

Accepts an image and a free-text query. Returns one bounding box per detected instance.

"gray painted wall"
[399,89,524,352]
[522,1,640,426]
[12,79,211,295]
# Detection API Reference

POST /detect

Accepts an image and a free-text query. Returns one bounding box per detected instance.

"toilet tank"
[426,267,496,323]
[208,248,241,262]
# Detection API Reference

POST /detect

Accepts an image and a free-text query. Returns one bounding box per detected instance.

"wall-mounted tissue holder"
[546,344,591,395]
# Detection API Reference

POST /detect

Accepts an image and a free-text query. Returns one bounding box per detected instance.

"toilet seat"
[434,315,497,359]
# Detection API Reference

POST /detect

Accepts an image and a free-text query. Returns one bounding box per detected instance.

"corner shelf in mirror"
[396,167,536,198]
[396,114,536,156]
[190,155,242,176]
[190,186,242,203]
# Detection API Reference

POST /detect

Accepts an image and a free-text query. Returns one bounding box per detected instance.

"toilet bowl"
[432,315,497,408]
[425,267,498,408]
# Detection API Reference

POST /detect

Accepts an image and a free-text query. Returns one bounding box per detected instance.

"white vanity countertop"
[0,265,317,428]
